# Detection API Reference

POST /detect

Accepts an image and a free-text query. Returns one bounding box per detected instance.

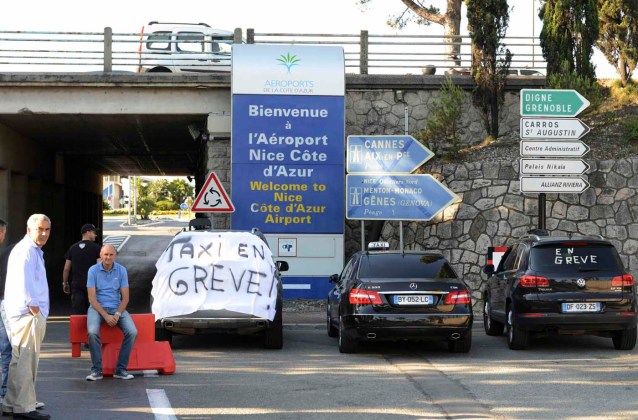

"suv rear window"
[359,254,457,279]
[529,244,623,273]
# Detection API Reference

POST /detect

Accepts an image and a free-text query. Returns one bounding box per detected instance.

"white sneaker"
[86,371,103,381]
[35,402,45,409]
[113,371,134,380]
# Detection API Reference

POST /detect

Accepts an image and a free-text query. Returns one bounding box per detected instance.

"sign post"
[520,89,590,117]
[346,174,459,221]
[191,172,235,213]
[347,135,434,173]
[520,117,590,140]
[519,89,591,229]
[345,135,459,250]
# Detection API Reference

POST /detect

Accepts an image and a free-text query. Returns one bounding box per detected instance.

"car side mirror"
[483,264,495,276]
[276,261,289,272]
[329,274,339,284]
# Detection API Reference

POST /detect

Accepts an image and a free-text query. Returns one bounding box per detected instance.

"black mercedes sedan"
[327,243,473,353]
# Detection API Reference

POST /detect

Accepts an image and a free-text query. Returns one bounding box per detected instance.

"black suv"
[482,232,637,350]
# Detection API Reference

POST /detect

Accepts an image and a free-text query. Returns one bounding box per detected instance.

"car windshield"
[359,254,457,279]
[530,244,623,273]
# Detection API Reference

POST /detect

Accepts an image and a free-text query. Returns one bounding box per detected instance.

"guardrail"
[0,27,546,75]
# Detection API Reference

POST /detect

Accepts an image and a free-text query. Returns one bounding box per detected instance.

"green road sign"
[520,89,590,117]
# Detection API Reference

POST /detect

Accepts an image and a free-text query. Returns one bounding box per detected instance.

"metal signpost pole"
[539,193,546,229]
[361,220,365,251]
[403,104,408,251]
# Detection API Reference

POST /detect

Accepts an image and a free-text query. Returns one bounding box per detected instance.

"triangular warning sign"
[191,172,235,212]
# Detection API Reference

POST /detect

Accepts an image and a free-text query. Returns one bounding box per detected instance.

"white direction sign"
[520,140,590,157]
[520,118,590,140]
[191,172,235,212]
[520,158,590,175]
[520,176,590,193]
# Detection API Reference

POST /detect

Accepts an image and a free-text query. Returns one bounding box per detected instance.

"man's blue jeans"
[87,306,137,374]
[0,301,11,398]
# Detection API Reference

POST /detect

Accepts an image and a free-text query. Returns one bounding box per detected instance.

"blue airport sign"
[346,174,459,221]
[346,135,434,174]
[231,93,345,234]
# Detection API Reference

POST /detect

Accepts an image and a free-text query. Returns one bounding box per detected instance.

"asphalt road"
[36,217,638,419]
[35,319,638,419]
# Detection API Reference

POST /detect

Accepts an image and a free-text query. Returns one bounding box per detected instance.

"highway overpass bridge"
[0,71,542,301]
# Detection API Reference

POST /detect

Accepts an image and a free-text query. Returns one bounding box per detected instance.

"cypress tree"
[598,0,638,86]
[465,0,512,139]
[539,0,599,80]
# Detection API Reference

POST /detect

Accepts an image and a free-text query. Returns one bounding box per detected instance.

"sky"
[3,0,617,79]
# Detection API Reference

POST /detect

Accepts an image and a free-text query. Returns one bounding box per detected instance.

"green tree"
[466,0,512,139]
[416,76,464,153]
[147,179,169,200]
[358,0,464,64]
[166,179,194,204]
[598,0,638,86]
[137,197,156,220]
[539,0,599,81]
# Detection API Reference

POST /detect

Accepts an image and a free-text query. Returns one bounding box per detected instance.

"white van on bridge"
[137,22,234,73]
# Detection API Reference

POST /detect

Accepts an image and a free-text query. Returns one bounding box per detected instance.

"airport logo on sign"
[277,52,301,73]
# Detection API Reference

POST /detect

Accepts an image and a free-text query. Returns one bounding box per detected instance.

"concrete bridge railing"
[0,27,545,76]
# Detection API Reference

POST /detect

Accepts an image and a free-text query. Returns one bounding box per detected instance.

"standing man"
[3,214,51,420]
[0,219,11,403]
[86,244,137,381]
[62,223,101,314]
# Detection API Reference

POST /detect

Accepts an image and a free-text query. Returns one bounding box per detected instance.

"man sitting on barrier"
[85,244,137,381]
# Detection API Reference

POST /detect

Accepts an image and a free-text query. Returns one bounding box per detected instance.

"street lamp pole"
[126,176,131,225]
[132,176,137,224]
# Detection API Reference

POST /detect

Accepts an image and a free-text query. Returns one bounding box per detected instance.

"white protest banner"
[151,231,278,321]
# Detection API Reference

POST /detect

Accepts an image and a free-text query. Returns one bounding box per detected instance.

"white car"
[151,226,289,349]
[137,22,234,73]
[508,69,544,76]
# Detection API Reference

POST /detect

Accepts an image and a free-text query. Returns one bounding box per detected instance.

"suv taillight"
[612,274,635,287]
[519,275,550,287]
[349,288,383,305]
[444,290,471,305]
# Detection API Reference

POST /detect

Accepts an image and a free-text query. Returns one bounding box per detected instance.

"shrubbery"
[415,77,464,155]
[155,200,179,211]
[547,61,604,114]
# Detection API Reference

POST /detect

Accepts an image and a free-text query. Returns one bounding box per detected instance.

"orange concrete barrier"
[69,313,175,376]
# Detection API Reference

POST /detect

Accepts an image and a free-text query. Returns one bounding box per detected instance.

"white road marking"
[146,389,177,420]
[103,235,130,252]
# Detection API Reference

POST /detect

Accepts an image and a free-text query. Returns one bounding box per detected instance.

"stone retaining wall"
[377,158,638,312]
[345,88,521,148]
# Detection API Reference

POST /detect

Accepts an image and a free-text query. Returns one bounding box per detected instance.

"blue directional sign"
[346,174,459,221]
[347,135,434,174]
[180,202,188,210]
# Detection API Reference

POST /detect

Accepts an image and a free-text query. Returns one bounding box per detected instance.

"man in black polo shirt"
[62,224,101,315]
